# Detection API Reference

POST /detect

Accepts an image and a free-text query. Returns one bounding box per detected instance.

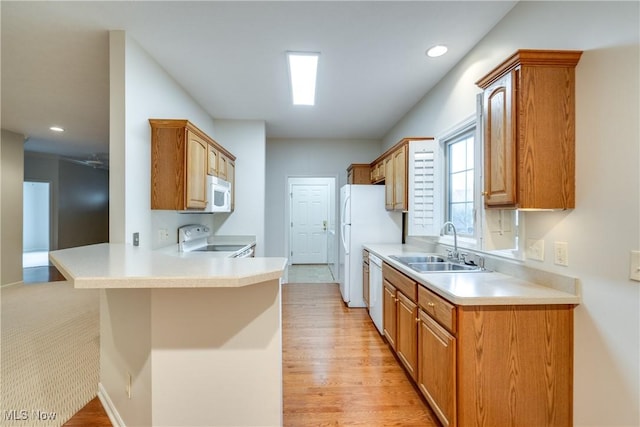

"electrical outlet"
[133,232,140,246]
[630,250,640,282]
[526,239,544,261]
[158,228,169,241]
[554,242,569,266]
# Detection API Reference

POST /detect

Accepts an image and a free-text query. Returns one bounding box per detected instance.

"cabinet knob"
[427,302,435,307]
[482,191,489,196]
[415,318,421,323]
[395,298,399,303]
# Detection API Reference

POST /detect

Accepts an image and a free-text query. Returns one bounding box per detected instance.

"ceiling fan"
[62,153,109,170]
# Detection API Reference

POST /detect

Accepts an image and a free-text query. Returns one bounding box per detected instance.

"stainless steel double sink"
[388,254,483,273]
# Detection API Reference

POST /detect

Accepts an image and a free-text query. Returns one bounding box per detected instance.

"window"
[445,128,475,237]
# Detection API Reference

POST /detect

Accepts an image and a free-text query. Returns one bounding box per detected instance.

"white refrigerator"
[339,184,402,307]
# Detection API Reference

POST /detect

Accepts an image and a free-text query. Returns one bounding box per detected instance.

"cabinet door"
[186,132,208,209]
[227,160,235,211]
[384,156,394,210]
[207,144,219,176]
[393,145,407,211]
[218,154,228,180]
[483,71,517,208]
[396,291,418,380]
[383,281,397,350]
[418,310,456,427]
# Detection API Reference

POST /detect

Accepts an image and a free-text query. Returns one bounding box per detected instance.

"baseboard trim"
[1,280,24,288]
[98,383,125,427]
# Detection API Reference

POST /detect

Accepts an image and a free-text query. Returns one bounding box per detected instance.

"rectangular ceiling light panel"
[287,52,319,106]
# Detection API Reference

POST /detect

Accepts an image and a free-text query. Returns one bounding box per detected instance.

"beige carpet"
[1,282,99,427]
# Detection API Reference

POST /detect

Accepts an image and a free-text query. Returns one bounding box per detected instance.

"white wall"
[383,2,640,425]
[1,130,24,286]
[107,31,269,425]
[110,30,217,250]
[265,138,380,257]
[212,119,266,256]
[112,33,266,251]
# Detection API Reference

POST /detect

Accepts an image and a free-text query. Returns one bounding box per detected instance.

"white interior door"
[290,183,329,264]
[23,181,50,267]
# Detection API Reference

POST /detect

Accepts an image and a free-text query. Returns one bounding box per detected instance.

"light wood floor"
[283,283,439,426]
[66,283,439,426]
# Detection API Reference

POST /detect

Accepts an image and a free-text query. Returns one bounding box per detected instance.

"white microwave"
[206,175,232,212]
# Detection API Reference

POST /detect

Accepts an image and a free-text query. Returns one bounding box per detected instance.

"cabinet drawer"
[383,262,417,301]
[418,285,456,333]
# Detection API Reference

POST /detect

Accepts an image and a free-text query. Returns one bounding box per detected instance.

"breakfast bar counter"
[50,243,286,289]
[50,243,287,427]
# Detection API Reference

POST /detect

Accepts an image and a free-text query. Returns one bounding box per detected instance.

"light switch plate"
[526,239,544,261]
[554,242,569,266]
[631,251,640,282]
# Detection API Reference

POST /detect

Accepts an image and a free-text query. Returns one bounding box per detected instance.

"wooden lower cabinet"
[382,263,574,427]
[383,281,397,350]
[418,309,456,427]
[456,305,573,426]
[396,291,418,380]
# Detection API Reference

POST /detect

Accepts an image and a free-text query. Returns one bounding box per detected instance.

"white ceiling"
[1,1,517,158]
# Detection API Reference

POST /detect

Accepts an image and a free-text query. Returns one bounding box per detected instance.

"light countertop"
[50,243,287,289]
[364,243,580,306]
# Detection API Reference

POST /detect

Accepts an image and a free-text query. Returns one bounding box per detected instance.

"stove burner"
[192,245,247,252]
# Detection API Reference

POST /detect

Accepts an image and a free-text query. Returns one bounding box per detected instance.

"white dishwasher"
[368,253,384,335]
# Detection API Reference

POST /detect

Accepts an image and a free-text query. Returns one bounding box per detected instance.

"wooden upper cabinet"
[370,160,385,184]
[150,119,235,211]
[347,163,371,184]
[150,119,208,210]
[227,160,235,211]
[482,72,516,207]
[477,50,582,209]
[384,156,394,210]
[185,132,208,209]
[207,144,219,176]
[393,145,407,211]
[373,138,432,212]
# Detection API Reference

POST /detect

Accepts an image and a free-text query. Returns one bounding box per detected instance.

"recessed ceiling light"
[50,126,64,132]
[426,45,448,58]
[286,51,320,106]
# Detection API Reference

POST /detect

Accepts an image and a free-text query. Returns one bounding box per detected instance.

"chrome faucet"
[441,221,458,261]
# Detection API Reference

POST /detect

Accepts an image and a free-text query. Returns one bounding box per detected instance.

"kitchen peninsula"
[50,243,287,427]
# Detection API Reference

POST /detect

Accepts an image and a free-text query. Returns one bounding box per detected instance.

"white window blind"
[408,140,442,236]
